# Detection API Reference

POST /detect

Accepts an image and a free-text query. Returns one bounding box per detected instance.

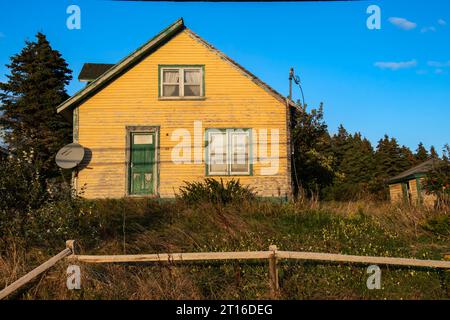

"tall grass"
[1,196,449,300]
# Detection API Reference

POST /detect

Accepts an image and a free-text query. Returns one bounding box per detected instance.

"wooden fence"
[0,241,75,300]
[1,240,450,299]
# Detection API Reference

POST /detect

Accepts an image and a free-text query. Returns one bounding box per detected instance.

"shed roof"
[78,63,115,82]
[388,159,439,184]
[57,18,295,116]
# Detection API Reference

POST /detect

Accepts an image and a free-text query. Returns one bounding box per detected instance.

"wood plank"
[0,248,72,300]
[68,251,272,263]
[277,251,450,269]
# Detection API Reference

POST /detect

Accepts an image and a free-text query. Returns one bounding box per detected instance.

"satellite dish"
[55,143,85,169]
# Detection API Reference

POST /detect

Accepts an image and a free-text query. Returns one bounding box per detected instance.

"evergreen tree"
[371,135,415,198]
[415,142,429,162]
[374,135,412,178]
[292,103,335,197]
[400,145,416,168]
[430,146,439,159]
[0,33,72,177]
[328,132,375,200]
[331,124,351,169]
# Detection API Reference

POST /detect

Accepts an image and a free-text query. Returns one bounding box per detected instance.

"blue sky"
[0,0,449,153]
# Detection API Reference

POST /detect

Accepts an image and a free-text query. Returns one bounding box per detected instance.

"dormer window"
[159,65,204,98]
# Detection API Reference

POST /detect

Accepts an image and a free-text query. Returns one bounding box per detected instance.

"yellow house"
[57,18,295,199]
[388,159,437,206]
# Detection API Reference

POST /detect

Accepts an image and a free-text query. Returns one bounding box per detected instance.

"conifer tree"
[292,103,335,197]
[415,142,429,162]
[329,132,375,200]
[430,146,439,159]
[331,124,351,169]
[0,33,72,177]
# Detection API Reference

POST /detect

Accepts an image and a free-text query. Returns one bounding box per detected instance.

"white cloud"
[427,60,450,68]
[438,19,447,26]
[374,60,417,71]
[388,17,417,30]
[421,26,436,33]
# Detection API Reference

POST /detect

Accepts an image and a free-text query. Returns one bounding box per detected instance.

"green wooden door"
[130,132,155,195]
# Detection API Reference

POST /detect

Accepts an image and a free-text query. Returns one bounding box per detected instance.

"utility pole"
[289,67,294,101]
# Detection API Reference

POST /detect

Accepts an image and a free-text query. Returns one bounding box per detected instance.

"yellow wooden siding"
[409,179,419,204]
[76,30,290,199]
[389,183,403,203]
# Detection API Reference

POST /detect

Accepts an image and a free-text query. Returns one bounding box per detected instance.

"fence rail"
[2,240,450,300]
[68,249,450,269]
[0,241,74,300]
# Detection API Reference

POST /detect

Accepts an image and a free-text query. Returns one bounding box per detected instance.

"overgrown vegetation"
[422,145,450,209]
[178,178,255,205]
[1,177,449,300]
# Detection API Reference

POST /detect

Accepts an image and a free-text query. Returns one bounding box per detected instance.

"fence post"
[66,240,75,255]
[268,245,279,297]
[0,242,74,300]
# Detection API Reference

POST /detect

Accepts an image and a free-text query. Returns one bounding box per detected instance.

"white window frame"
[160,66,203,98]
[206,129,252,176]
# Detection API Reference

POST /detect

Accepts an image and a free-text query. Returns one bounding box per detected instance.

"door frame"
[125,126,160,197]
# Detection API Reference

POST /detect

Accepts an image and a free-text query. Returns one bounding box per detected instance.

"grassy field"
[1,198,449,300]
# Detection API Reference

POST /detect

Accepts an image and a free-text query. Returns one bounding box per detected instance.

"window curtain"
[163,70,179,83]
[163,70,179,96]
[184,70,201,84]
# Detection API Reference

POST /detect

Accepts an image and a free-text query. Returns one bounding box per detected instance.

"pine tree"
[415,142,429,162]
[370,135,415,198]
[292,103,335,197]
[0,33,72,177]
[430,146,439,159]
[329,132,375,200]
[331,124,351,169]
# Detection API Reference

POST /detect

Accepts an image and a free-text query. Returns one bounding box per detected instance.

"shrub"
[422,215,450,236]
[178,178,255,205]
[0,153,99,250]
[422,146,450,209]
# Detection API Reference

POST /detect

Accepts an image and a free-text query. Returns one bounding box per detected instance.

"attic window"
[160,65,204,98]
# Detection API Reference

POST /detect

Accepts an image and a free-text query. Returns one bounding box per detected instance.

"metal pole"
[289,67,294,101]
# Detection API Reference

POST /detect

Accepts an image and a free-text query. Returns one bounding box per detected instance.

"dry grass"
[1,199,449,300]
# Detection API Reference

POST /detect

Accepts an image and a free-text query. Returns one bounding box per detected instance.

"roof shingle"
[78,63,115,82]
[388,159,440,184]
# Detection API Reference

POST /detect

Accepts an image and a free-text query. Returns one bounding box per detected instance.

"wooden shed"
[387,159,437,206]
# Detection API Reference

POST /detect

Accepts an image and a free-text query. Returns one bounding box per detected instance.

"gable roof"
[388,159,440,184]
[57,18,294,115]
[78,63,115,82]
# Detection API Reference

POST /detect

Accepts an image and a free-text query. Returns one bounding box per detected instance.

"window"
[160,66,204,98]
[206,129,252,176]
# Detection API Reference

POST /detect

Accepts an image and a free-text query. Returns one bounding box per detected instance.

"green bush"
[422,215,450,236]
[178,178,255,205]
[0,153,100,250]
